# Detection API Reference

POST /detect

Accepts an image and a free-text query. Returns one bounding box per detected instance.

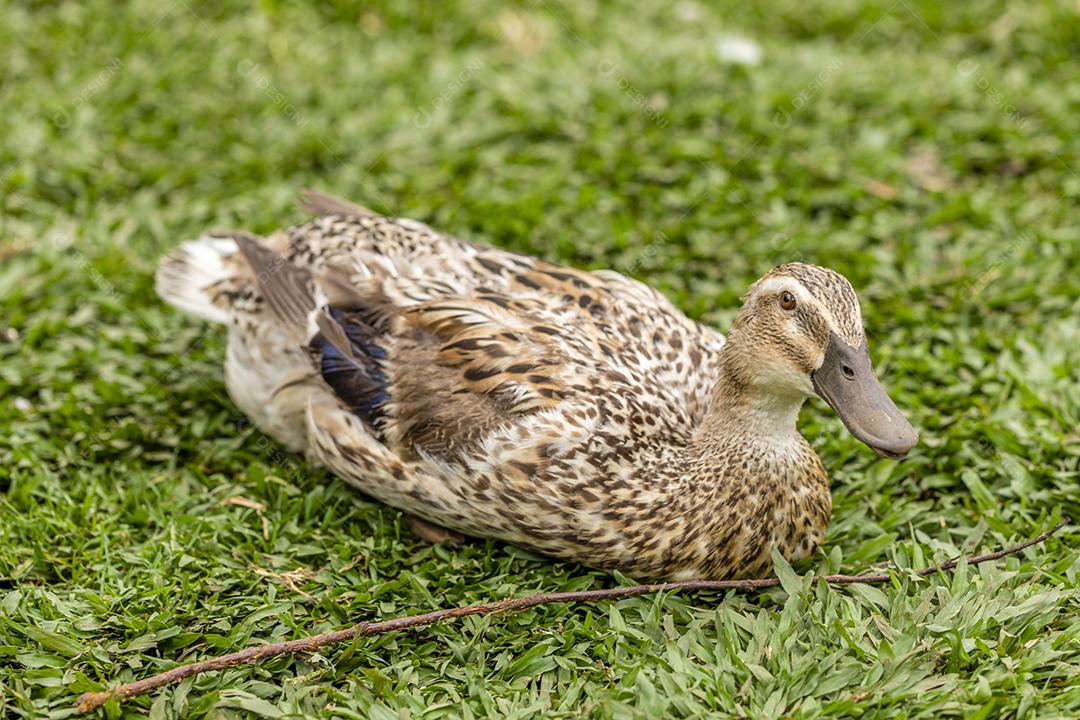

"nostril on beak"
[841,365,855,379]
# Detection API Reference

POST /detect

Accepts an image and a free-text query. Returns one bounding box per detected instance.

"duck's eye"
[779,291,797,311]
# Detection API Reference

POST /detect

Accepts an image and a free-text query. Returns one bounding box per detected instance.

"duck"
[155,190,917,580]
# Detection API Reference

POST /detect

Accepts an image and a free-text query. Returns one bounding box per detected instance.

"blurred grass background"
[1,0,1079,717]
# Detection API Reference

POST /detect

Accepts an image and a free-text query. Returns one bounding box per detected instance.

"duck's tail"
[155,234,241,324]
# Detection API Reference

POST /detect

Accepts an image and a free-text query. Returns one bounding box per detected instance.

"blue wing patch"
[311,307,390,433]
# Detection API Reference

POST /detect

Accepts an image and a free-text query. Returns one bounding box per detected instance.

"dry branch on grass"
[76,519,1070,713]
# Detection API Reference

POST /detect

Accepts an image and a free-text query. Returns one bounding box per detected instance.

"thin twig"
[76,519,1070,713]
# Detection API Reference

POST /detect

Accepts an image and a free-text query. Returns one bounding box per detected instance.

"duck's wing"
[297,189,378,219]
[237,234,599,463]
[383,292,588,457]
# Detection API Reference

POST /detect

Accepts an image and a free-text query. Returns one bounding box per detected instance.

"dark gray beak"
[811,334,918,459]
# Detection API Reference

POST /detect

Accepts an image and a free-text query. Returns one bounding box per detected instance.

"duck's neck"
[697,336,809,451]
[677,335,831,579]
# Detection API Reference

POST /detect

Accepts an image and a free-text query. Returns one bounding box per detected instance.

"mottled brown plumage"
[156,191,917,580]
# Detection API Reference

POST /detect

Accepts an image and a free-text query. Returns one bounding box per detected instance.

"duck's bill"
[811,334,918,459]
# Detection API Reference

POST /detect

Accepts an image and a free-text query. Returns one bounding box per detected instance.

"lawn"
[1,0,1079,717]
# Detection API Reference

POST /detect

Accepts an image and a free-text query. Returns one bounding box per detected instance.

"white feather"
[155,236,238,324]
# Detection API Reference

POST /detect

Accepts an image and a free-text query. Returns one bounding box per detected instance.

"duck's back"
[156,193,727,571]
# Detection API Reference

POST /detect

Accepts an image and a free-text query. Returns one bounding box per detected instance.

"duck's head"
[727,262,917,459]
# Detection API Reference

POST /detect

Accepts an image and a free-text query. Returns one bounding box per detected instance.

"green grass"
[2,0,1079,717]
